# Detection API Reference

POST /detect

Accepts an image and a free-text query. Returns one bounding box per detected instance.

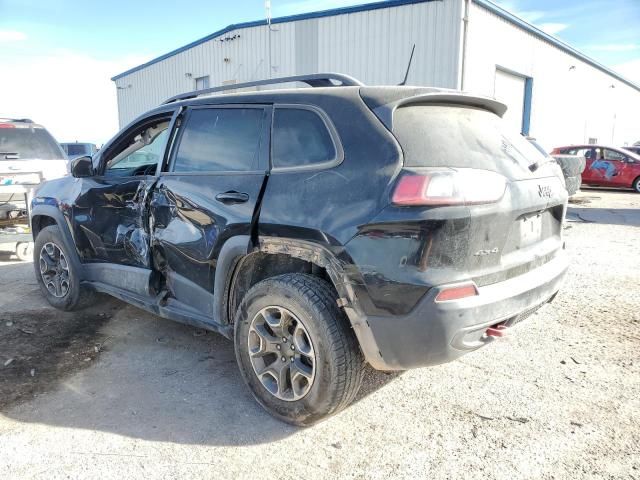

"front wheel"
[234,273,364,426]
[633,177,640,193]
[33,225,94,311]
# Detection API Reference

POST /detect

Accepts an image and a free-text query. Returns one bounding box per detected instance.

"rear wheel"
[234,273,364,426]
[633,177,640,193]
[34,225,93,311]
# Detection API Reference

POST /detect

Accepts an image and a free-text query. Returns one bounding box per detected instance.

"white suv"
[0,118,68,219]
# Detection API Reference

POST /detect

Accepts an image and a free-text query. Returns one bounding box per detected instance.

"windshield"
[0,127,66,160]
[393,104,547,180]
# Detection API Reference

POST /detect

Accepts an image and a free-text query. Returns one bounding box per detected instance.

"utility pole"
[266,0,273,79]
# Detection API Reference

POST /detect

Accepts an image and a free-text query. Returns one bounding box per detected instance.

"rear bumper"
[359,251,568,370]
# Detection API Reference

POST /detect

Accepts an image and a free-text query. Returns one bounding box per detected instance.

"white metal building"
[112,0,640,148]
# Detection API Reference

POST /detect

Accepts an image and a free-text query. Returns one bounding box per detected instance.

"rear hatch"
[362,92,567,289]
[0,122,68,186]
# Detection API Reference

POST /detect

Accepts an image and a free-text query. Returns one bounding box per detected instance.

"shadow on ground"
[1,261,401,446]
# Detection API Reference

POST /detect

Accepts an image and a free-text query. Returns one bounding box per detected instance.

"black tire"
[33,225,94,311]
[633,176,640,193]
[234,273,364,426]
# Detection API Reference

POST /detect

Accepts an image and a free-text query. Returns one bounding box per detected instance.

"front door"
[149,105,271,318]
[590,148,625,186]
[71,110,175,275]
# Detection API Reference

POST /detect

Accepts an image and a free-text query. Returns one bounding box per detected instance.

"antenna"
[265,0,272,26]
[398,44,416,86]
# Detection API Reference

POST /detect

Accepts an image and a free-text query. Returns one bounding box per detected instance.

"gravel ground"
[0,188,638,479]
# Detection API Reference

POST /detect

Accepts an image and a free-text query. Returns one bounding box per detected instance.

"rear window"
[393,105,546,179]
[0,127,65,160]
[64,144,88,156]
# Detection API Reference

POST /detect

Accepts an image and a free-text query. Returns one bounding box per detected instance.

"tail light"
[0,124,17,128]
[392,168,506,206]
[435,284,478,302]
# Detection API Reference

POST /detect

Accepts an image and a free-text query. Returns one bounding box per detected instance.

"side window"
[604,149,625,161]
[172,108,264,172]
[272,108,338,169]
[580,148,594,159]
[105,121,170,176]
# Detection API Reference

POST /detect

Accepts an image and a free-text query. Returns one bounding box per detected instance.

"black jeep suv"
[30,74,568,425]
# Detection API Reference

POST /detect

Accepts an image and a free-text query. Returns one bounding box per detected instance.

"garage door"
[494,69,526,133]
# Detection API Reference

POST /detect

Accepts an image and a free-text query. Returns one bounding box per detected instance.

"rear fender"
[253,237,386,369]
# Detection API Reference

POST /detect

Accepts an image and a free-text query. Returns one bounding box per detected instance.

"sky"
[1,0,639,144]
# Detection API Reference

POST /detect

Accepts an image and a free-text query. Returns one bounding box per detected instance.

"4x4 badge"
[538,184,552,198]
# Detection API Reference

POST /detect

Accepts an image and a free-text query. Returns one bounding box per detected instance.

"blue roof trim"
[111,0,436,81]
[474,0,640,92]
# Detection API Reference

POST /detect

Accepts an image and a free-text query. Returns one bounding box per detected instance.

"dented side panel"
[149,173,265,316]
[71,176,156,268]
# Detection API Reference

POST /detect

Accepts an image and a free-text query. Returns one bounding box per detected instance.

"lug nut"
[276,345,281,350]
[282,337,287,342]
[290,345,295,350]
[281,356,286,362]
[290,357,294,362]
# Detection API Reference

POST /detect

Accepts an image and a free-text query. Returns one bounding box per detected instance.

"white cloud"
[0,52,147,145]
[614,58,640,85]
[537,23,568,35]
[0,30,27,42]
[589,43,640,52]
[515,10,545,23]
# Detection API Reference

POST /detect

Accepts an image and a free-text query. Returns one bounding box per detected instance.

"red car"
[552,145,640,193]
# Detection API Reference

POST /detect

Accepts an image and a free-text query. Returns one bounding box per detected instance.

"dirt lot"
[0,189,638,479]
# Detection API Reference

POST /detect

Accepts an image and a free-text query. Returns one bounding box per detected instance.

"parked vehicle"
[60,142,98,160]
[621,145,640,156]
[527,137,584,196]
[1,118,67,217]
[30,74,569,425]
[552,145,640,193]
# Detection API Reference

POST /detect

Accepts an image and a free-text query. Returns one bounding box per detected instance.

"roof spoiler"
[369,92,508,130]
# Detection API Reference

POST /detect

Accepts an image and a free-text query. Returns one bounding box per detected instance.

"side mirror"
[70,155,94,178]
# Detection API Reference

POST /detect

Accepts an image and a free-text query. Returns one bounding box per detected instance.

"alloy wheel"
[39,242,70,298]
[247,306,316,401]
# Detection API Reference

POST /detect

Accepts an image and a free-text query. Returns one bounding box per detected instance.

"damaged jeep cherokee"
[30,74,568,425]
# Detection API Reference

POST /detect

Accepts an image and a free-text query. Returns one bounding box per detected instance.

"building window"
[195,75,210,90]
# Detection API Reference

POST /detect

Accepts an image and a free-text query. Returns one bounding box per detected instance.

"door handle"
[215,191,249,204]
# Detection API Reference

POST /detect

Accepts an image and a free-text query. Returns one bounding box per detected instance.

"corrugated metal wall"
[463,2,640,148]
[114,0,463,126]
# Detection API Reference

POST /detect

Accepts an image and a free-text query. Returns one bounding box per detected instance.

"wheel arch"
[218,236,385,369]
[30,205,84,276]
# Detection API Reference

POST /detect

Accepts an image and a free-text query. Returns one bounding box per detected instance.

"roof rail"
[0,118,34,123]
[162,73,364,104]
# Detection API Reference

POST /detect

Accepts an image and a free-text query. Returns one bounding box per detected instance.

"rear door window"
[393,104,546,180]
[0,127,65,160]
[172,107,265,172]
[272,107,338,169]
